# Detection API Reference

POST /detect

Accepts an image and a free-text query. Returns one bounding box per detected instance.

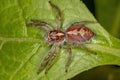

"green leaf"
[94,0,120,38]
[0,0,120,80]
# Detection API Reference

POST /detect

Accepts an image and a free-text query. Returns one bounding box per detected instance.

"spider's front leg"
[37,44,59,74]
[26,19,53,31]
[45,48,59,74]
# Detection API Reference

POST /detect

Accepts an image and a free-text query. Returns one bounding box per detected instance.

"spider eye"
[50,32,58,39]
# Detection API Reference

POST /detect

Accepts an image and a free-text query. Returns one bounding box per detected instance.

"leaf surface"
[0,0,120,80]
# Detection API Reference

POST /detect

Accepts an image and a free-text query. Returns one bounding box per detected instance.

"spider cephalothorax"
[27,1,95,74]
[46,30,65,42]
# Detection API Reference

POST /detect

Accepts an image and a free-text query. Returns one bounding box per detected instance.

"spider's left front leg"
[44,43,60,74]
[45,45,72,73]
[37,44,59,74]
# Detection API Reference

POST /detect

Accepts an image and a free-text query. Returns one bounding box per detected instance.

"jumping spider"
[27,1,95,74]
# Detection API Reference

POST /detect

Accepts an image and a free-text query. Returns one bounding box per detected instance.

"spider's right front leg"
[26,19,53,31]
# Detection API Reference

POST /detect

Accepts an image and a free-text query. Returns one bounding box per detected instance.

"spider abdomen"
[66,25,94,43]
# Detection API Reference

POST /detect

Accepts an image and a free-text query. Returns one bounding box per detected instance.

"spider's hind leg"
[81,44,96,54]
[72,21,97,26]
[75,44,96,55]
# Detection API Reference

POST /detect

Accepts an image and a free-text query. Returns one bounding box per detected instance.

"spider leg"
[37,51,52,74]
[45,44,59,74]
[62,46,72,72]
[79,44,96,54]
[26,19,53,31]
[37,44,59,74]
[49,1,62,29]
[74,44,96,54]
[72,21,97,26]
[45,51,58,74]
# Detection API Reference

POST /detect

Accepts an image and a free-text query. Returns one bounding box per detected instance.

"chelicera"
[27,1,95,74]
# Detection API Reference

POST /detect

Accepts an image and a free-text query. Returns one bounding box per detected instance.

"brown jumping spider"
[27,1,95,74]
